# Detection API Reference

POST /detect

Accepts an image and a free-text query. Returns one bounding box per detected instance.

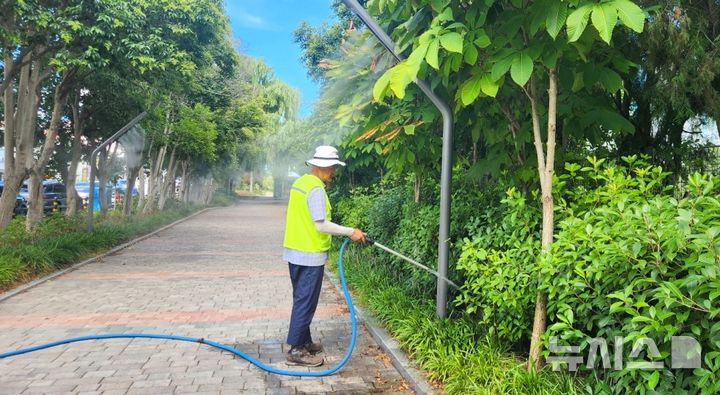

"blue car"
[74,181,112,210]
[115,179,139,197]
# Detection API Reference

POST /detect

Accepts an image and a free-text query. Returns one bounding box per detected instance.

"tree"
[614,1,720,177]
[0,0,209,229]
[160,103,217,210]
[293,0,367,82]
[330,0,645,369]
[229,56,299,193]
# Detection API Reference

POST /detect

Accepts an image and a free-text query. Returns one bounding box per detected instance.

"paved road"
[0,203,412,394]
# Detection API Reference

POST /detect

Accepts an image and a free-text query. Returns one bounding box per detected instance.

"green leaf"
[373,70,392,101]
[591,2,618,43]
[431,0,450,13]
[474,31,491,48]
[408,41,429,67]
[567,4,593,42]
[648,370,660,390]
[471,124,481,143]
[426,39,440,69]
[599,68,624,93]
[464,44,478,65]
[407,150,416,163]
[510,52,533,86]
[615,0,645,33]
[460,75,483,106]
[439,32,463,53]
[710,290,720,301]
[404,124,416,135]
[546,2,568,39]
[389,62,415,99]
[529,2,546,36]
[479,74,499,97]
[491,54,514,81]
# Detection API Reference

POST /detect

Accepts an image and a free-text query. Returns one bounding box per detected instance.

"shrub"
[454,187,541,344]
[334,186,375,230]
[332,241,581,394]
[541,161,720,394]
[334,174,492,299]
[452,156,720,393]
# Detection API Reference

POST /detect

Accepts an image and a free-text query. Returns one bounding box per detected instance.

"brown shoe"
[304,341,324,355]
[286,346,324,367]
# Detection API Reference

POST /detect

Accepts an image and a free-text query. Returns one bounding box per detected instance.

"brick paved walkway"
[0,203,412,394]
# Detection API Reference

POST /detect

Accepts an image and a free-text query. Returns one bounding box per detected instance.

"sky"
[226,0,335,118]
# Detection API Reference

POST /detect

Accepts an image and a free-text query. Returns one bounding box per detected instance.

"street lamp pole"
[87,112,147,232]
[340,0,454,318]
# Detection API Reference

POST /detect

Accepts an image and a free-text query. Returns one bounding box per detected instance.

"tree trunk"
[249,170,254,193]
[0,49,46,230]
[188,176,197,204]
[158,149,177,211]
[142,108,172,214]
[66,92,84,217]
[203,177,215,205]
[96,142,119,217]
[157,147,177,211]
[124,166,140,217]
[179,161,189,203]
[26,172,44,228]
[0,175,22,227]
[26,74,71,229]
[0,52,22,229]
[184,174,193,203]
[142,145,166,215]
[414,174,421,204]
[137,167,147,209]
[528,70,558,371]
[96,148,109,217]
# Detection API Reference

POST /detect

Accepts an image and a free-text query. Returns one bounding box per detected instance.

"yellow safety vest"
[283,174,332,252]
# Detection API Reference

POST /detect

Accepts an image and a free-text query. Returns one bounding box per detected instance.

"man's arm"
[307,187,366,241]
[314,219,353,236]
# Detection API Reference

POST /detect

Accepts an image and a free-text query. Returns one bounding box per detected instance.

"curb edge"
[324,269,436,395]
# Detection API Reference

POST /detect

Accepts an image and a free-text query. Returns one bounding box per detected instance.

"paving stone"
[0,204,412,394]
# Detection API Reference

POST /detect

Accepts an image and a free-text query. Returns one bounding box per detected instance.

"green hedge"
[457,157,720,394]
[541,160,720,394]
[333,157,720,393]
[330,243,580,394]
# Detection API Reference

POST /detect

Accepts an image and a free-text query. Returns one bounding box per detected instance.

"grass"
[0,204,204,292]
[329,243,582,395]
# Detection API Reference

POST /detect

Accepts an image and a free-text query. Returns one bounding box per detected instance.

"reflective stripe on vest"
[283,174,332,252]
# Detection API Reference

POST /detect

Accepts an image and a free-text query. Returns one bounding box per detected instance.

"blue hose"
[0,239,356,377]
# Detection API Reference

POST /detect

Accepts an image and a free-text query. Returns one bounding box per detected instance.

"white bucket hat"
[306,145,346,168]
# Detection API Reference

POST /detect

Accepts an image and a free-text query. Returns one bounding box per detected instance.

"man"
[283,145,366,367]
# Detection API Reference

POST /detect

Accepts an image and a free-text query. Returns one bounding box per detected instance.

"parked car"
[114,179,139,207]
[115,179,139,196]
[18,180,67,213]
[74,181,112,210]
[0,182,28,216]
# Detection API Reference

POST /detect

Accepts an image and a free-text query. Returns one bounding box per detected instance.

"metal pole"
[341,0,454,318]
[87,112,147,232]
